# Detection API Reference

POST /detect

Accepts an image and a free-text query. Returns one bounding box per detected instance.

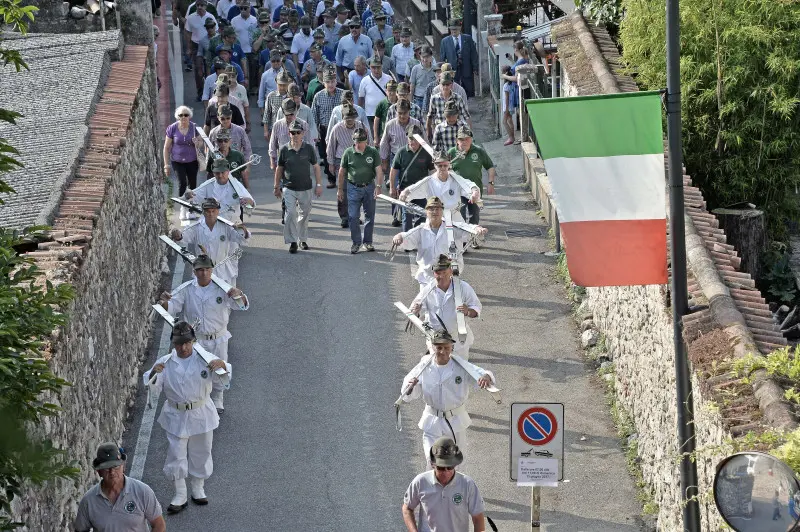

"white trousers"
[163,430,214,480]
[198,336,229,392]
[283,188,313,244]
[422,427,468,468]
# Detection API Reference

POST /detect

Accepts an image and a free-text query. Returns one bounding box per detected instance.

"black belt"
[347,181,370,188]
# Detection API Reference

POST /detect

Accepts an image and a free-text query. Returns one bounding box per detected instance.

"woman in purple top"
[163,106,202,199]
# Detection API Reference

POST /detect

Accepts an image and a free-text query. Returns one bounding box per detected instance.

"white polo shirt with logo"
[74,476,162,532]
[403,470,485,532]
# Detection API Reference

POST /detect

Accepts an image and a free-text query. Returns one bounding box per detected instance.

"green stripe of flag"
[526,91,664,159]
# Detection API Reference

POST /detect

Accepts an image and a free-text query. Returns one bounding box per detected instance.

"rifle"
[169,197,238,228]
[159,235,247,310]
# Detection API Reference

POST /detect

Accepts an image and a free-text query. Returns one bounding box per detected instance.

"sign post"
[510,403,564,532]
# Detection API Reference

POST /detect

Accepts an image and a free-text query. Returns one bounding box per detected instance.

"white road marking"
[129,258,185,480]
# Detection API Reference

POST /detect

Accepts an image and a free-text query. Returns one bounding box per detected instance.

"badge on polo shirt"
[232,192,239,199]
[366,156,374,164]
[231,162,239,170]
[201,369,209,379]
[220,235,226,241]
[125,501,136,513]
[470,153,478,161]
[455,376,462,384]
[449,189,454,195]
[216,296,223,304]
[453,493,463,505]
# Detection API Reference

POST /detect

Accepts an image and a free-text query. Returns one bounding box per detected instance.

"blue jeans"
[413,95,425,109]
[347,182,376,245]
[460,196,480,224]
[402,198,426,232]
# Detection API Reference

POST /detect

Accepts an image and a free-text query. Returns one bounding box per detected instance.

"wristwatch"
[489,181,495,185]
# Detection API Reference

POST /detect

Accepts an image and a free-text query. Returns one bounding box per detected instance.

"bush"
[619,0,800,239]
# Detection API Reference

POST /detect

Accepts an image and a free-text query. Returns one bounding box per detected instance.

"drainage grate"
[505,228,544,239]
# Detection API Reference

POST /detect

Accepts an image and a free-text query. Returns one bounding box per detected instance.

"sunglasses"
[219,116,232,120]
[290,131,303,135]
[178,113,190,117]
[217,138,230,142]
[435,466,454,471]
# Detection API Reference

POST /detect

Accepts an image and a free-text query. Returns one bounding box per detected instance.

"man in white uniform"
[187,158,256,220]
[400,151,479,222]
[400,330,494,465]
[159,254,249,412]
[402,437,487,532]
[170,197,250,286]
[410,254,481,360]
[143,322,230,514]
[392,196,486,286]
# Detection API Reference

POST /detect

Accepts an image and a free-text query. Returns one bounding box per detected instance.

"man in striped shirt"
[327,104,371,227]
[262,70,292,143]
[432,99,462,153]
[276,83,318,145]
[379,99,423,225]
[426,71,470,138]
[386,82,423,122]
[311,68,343,187]
[391,27,414,81]
[269,98,312,168]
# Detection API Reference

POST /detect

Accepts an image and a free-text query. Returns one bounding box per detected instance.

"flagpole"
[666,0,701,529]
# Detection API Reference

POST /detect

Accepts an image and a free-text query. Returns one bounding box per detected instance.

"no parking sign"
[510,403,564,481]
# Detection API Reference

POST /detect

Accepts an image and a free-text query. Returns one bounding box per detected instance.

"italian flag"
[526,91,667,287]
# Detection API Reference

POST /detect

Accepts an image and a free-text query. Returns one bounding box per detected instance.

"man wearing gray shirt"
[74,443,165,532]
[402,437,487,532]
[408,47,436,110]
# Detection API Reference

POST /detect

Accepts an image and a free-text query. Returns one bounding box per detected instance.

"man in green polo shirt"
[448,124,495,225]
[275,120,323,253]
[389,124,435,232]
[205,126,246,181]
[337,127,383,254]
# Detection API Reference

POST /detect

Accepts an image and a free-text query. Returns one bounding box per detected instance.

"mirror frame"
[713,451,800,532]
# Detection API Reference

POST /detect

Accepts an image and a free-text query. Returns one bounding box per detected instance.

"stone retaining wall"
[11,47,165,530]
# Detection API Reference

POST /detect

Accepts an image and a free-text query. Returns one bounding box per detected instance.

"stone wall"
[10,48,165,530]
[583,285,728,531]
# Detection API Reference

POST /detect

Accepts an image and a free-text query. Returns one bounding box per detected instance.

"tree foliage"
[619,0,800,238]
[0,1,80,529]
[575,0,623,35]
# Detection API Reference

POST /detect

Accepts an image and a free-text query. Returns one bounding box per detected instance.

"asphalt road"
[122,23,646,531]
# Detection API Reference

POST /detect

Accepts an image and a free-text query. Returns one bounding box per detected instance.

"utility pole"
[665,0,701,529]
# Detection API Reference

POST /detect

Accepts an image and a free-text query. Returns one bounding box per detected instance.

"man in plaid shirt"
[262,70,292,143]
[426,71,471,138]
[432,99,462,153]
[311,68,344,187]
[432,63,468,109]
[386,82,423,122]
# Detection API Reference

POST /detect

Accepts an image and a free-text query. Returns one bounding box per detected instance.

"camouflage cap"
[287,83,302,96]
[193,254,215,270]
[431,253,453,271]
[216,72,231,86]
[281,97,298,114]
[386,79,398,91]
[215,83,230,96]
[313,27,325,38]
[171,321,197,345]
[443,99,459,116]
[406,123,423,138]
[342,89,354,102]
[336,4,349,13]
[374,10,387,20]
[288,119,304,133]
[269,49,282,61]
[433,150,451,163]
[279,5,290,14]
[216,123,232,137]
[258,11,270,22]
[368,56,383,68]
[309,42,323,52]
[213,60,227,71]
[276,70,292,84]
[221,26,236,37]
[425,196,444,209]
[342,104,358,119]
[457,125,473,139]
[441,71,454,84]
[396,99,411,112]
[323,68,337,81]
[420,46,433,57]
[429,436,463,467]
[204,17,216,27]
[440,62,453,72]
[347,17,361,27]
[396,81,410,95]
[212,158,231,172]
[218,104,233,118]
[218,43,233,53]
[324,7,336,17]
[299,15,312,27]
[201,196,222,209]
[352,127,368,142]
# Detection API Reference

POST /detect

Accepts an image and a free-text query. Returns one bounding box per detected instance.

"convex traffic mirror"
[714,452,800,531]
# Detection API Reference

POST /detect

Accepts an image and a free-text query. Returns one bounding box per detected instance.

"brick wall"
[10,46,165,530]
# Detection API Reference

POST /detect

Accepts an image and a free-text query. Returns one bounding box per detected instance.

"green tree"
[619,0,800,238]
[0,1,80,529]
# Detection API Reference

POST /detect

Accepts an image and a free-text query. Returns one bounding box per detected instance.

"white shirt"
[216,0,234,19]
[167,278,249,338]
[358,72,392,116]
[315,0,339,16]
[403,172,478,212]
[144,349,231,438]
[290,31,315,64]
[192,175,255,216]
[399,221,475,284]
[186,12,217,43]
[391,43,415,76]
[413,278,481,339]
[180,219,250,283]
[402,356,492,434]
[404,471,486,532]
[231,14,258,52]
